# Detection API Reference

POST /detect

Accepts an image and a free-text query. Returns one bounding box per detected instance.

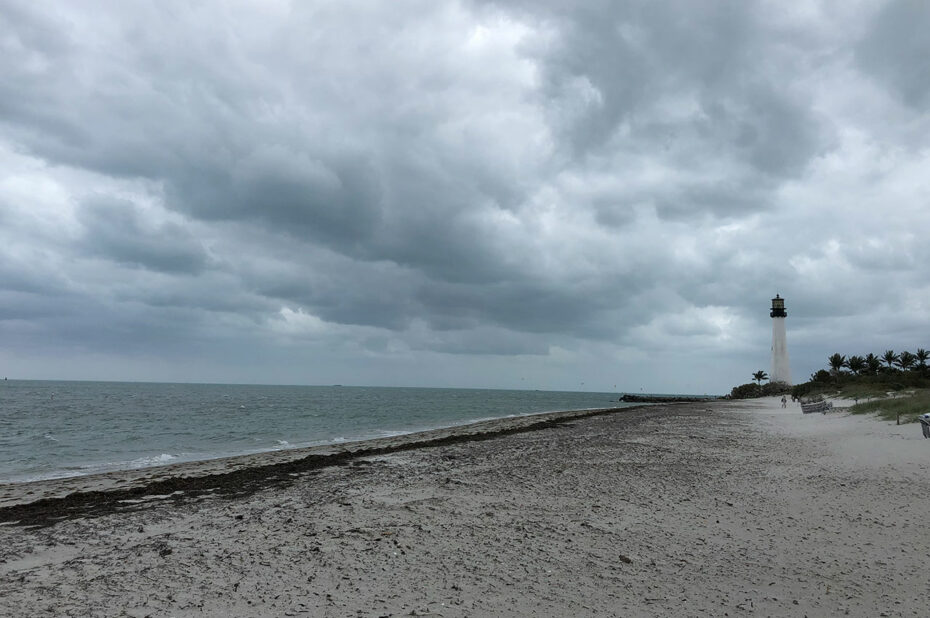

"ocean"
[0,380,637,484]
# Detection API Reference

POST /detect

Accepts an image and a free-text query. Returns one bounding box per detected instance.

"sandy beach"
[2,398,929,617]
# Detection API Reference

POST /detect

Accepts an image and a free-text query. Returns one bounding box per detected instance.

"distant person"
[780,395,787,409]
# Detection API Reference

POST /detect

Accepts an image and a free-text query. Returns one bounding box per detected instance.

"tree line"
[732,348,930,400]
[819,349,929,380]
[790,348,930,399]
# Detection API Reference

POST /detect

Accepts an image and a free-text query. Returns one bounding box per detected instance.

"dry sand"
[1,398,929,617]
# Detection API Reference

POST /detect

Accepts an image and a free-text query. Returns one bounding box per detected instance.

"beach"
[1,398,928,617]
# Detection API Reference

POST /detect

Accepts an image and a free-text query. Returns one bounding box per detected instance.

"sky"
[1,0,928,394]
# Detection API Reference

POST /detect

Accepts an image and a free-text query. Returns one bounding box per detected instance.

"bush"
[728,383,761,399]
[810,369,832,383]
[791,372,930,401]
[727,381,791,399]
[764,381,792,395]
[791,382,814,399]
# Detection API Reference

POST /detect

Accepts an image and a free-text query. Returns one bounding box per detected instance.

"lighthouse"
[770,294,791,385]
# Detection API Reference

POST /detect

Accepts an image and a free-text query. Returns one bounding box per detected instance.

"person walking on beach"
[780,395,787,408]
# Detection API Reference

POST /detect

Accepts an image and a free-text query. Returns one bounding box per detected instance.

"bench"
[800,400,832,414]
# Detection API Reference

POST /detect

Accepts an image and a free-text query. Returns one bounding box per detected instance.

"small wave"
[42,433,60,442]
[128,453,179,468]
[376,430,409,438]
[0,469,86,484]
[275,440,291,448]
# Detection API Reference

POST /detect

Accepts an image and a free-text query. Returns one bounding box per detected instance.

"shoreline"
[1,403,633,487]
[4,397,928,616]
[0,403,657,525]
[0,381,635,486]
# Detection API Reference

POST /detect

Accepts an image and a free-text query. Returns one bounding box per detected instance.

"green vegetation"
[849,390,930,424]
[788,348,930,423]
[729,348,930,411]
[727,380,790,399]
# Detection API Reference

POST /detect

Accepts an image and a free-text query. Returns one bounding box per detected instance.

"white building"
[770,294,791,385]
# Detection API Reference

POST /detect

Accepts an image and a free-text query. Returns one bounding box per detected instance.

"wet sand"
[1,398,928,616]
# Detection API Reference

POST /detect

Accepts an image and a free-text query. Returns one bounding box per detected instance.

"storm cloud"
[1,0,928,392]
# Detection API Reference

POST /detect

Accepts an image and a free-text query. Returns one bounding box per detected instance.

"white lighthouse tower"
[770,294,791,385]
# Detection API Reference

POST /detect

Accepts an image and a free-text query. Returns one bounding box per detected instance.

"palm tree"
[897,350,916,372]
[828,353,846,377]
[845,355,866,376]
[882,350,899,371]
[865,353,882,375]
[916,348,929,374]
[752,370,768,385]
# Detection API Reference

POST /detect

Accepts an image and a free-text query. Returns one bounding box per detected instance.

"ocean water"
[0,380,636,483]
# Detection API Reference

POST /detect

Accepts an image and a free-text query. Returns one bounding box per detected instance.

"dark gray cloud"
[0,0,928,392]
[78,197,208,274]
[856,0,930,109]
[496,0,831,178]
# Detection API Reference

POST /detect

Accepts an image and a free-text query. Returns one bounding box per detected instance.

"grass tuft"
[849,390,930,423]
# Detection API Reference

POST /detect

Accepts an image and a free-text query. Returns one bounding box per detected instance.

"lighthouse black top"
[770,295,787,318]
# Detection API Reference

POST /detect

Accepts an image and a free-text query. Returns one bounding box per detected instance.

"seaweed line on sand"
[0,404,675,528]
